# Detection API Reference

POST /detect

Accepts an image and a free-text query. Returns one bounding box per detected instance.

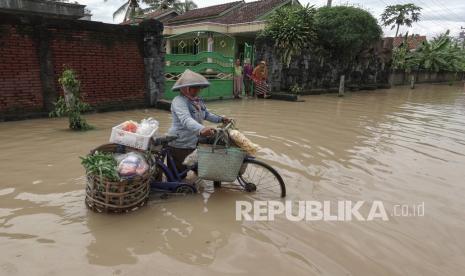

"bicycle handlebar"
[215,120,235,132]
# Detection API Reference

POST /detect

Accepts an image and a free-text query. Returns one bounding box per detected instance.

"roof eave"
[257,0,295,21]
[166,1,244,25]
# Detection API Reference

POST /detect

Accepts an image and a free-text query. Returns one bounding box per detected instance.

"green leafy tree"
[145,0,197,14]
[110,0,197,22]
[108,0,142,21]
[415,31,465,73]
[391,33,421,73]
[263,5,317,67]
[381,4,422,37]
[314,6,382,62]
[50,68,93,131]
[393,31,465,77]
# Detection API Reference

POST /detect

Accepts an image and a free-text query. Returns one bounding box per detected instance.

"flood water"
[1,84,465,275]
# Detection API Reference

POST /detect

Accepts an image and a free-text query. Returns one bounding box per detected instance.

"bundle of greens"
[80,151,119,182]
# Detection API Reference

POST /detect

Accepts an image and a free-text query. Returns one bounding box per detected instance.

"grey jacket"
[167,95,223,149]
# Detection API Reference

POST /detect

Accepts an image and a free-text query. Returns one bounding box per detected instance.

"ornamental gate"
[164,31,235,100]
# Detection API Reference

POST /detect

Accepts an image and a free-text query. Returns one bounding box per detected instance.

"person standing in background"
[233,59,243,99]
[252,60,270,98]
[243,58,254,97]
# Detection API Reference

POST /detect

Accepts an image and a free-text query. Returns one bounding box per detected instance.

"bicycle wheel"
[226,159,286,198]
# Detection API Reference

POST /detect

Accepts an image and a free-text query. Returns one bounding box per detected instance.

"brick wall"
[49,29,146,107]
[0,26,43,112]
[0,12,164,120]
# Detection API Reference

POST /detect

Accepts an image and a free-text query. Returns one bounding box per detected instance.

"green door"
[164,32,235,101]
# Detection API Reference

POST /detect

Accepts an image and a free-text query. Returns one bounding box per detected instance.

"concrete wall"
[390,70,463,86]
[0,12,165,121]
[0,0,85,19]
[254,36,392,92]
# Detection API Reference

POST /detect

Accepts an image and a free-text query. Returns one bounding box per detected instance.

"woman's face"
[189,87,201,97]
[181,86,201,98]
[235,59,240,66]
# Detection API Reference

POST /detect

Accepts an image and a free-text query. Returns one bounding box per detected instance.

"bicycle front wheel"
[234,159,286,198]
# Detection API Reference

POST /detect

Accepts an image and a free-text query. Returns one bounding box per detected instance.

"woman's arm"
[204,109,223,123]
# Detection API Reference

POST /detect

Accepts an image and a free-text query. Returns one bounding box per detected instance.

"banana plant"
[415,31,465,73]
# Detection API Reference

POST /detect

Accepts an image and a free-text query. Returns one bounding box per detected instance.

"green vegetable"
[80,151,119,182]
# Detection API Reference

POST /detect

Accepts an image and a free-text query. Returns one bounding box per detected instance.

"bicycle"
[149,124,286,199]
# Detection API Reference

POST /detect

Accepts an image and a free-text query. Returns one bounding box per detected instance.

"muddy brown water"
[1,84,465,275]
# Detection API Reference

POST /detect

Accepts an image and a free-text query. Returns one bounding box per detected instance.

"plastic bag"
[228,129,260,156]
[137,117,159,136]
[116,152,149,178]
[182,149,198,166]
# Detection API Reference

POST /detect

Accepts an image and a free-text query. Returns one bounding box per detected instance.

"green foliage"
[81,152,119,182]
[392,31,465,73]
[263,5,317,67]
[110,0,143,21]
[290,84,303,95]
[314,6,382,62]
[391,36,419,73]
[416,32,465,72]
[145,0,197,14]
[381,4,422,37]
[58,68,80,88]
[112,0,197,22]
[50,68,93,131]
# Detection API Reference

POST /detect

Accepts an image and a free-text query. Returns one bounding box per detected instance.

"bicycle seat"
[152,135,177,146]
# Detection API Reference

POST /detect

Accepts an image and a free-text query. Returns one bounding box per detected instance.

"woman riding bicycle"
[167,69,231,173]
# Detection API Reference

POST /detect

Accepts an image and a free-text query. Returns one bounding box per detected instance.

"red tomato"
[122,122,138,133]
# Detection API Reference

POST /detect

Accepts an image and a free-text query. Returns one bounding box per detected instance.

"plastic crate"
[109,123,158,150]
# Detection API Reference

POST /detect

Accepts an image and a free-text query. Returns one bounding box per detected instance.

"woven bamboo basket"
[84,143,154,213]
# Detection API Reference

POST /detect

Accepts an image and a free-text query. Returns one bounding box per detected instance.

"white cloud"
[77,0,128,23]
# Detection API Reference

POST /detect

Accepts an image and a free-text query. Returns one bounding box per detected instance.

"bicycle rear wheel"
[225,159,286,198]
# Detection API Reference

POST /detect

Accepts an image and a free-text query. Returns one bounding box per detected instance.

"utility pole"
[327,0,332,7]
[460,27,465,50]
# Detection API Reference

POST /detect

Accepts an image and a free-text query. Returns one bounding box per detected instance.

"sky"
[76,0,465,38]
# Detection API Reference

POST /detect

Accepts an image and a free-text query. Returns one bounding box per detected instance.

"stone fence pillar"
[139,19,165,106]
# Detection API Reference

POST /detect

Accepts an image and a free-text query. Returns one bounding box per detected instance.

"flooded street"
[1,84,465,275]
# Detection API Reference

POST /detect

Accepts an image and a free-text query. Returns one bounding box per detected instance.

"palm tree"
[173,0,197,13]
[381,4,422,37]
[109,0,196,22]
[144,0,197,14]
[108,0,142,22]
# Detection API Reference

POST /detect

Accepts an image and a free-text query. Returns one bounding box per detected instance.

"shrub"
[50,68,93,130]
[314,6,382,62]
[262,5,317,67]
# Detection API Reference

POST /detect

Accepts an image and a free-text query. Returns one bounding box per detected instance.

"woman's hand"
[222,117,232,124]
[200,127,215,137]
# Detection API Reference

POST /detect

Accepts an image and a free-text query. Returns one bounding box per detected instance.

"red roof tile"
[392,35,427,50]
[145,9,175,19]
[212,0,289,24]
[167,1,243,23]
[121,9,178,25]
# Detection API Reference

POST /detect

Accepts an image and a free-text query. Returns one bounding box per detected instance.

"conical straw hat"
[172,69,210,91]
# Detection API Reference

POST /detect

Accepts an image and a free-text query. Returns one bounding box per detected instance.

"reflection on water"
[1,84,465,275]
